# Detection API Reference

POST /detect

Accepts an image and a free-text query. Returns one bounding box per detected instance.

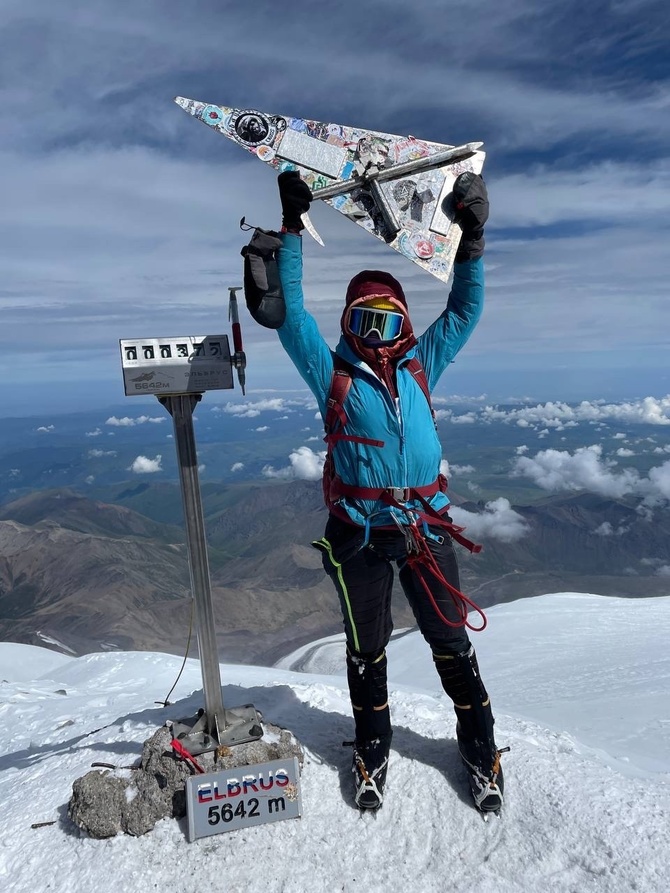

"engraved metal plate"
[120,334,234,395]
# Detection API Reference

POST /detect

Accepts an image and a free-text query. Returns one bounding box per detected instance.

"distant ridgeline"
[0,483,668,663]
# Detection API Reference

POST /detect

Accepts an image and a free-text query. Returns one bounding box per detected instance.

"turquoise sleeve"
[416,257,485,389]
[276,234,334,416]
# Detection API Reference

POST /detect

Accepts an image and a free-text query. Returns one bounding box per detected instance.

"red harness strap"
[334,480,482,554]
[335,480,442,500]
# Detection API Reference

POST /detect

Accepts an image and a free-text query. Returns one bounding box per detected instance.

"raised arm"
[416,173,489,388]
[275,173,334,415]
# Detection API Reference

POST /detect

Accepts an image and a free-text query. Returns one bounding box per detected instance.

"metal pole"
[310,142,482,201]
[119,337,262,753]
[161,394,225,733]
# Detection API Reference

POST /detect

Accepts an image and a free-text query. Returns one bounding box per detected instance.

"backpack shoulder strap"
[406,356,435,418]
[325,354,354,435]
[324,354,384,448]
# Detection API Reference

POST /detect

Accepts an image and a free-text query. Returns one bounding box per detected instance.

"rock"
[68,722,303,838]
[68,772,131,839]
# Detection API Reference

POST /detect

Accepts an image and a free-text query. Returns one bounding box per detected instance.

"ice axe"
[228,286,246,394]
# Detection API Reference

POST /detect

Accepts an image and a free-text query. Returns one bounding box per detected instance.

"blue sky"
[2,0,669,414]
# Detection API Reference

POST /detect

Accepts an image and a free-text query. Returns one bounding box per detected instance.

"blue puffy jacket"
[277,233,484,528]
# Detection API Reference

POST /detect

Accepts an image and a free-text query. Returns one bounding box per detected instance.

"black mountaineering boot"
[345,648,392,810]
[456,712,507,813]
[433,645,508,814]
[349,733,392,810]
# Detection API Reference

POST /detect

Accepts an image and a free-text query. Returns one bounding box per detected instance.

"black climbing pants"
[313,513,496,742]
[315,513,472,657]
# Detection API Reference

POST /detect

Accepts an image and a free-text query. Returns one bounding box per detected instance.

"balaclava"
[341,270,417,369]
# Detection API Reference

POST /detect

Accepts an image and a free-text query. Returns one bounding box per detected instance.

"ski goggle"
[347,305,404,342]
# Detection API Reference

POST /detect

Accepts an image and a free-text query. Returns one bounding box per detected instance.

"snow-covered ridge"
[0,640,72,682]
[1,593,668,892]
[280,592,670,776]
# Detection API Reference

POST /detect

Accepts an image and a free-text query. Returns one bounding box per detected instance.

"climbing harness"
[322,354,487,631]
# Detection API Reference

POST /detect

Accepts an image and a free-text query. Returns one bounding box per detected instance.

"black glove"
[278,170,313,232]
[452,172,489,263]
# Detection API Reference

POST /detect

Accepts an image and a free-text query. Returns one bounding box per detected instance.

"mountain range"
[0,483,668,664]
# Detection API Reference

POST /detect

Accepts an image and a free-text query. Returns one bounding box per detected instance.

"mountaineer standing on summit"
[251,168,505,814]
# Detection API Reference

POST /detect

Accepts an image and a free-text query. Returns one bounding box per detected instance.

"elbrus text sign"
[185,757,302,841]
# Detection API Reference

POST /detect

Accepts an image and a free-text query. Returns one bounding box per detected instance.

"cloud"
[493,161,670,229]
[435,410,478,424]
[478,397,670,429]
[594,521,628,537]
[88,449,117,457]
[433,394,488,406]
[129,454,162,473]
[212,397,318,419]
[513,444,636,497]
[262,446,326,481]
[1,0,669,408]
[36,425,54,432]
[215,399,291,419]
[231,462,244,472]
[647,462,670,501]
[513,445,670,504]
[452,413,478,424]
[106,415,165,427]
[450,463,476,475]
[449,498,529,543]
[85,428,102,437]
[636,504,654,522]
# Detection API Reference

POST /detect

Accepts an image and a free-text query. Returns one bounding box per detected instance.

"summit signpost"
[120,334,234,396]
[119,328,262,754]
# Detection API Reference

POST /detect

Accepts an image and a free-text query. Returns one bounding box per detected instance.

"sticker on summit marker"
[201,105,224,126]
[231,109,276,147]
